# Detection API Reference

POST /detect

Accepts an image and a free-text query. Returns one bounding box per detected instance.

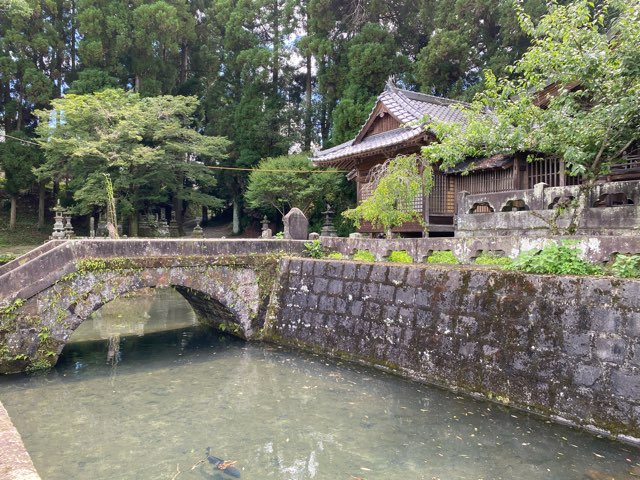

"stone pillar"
[532,183,548,210]
[456,191,470,215]
[89,216,96,238]
[283,207,308,240]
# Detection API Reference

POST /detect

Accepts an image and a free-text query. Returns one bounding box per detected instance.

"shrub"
[426,250,459,264]
[0,253,16,266]
[609,254,640,278]
[386,250,413,263]
[474,253,513,268]
[352,249,376,262]
[303,239,325,259]
[326,252,344,259]
[508,242,602,276]
[274,231,284,239]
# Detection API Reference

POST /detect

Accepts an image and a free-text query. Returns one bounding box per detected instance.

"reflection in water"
[70,287,197,344]
[0,288,638,480]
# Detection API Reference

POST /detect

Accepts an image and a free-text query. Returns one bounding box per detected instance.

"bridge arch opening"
[61,287,246,369]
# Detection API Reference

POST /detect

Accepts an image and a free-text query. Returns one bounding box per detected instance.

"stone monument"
[97,211,108,237]
[138,212,150,237]
[192,220,204,238]
[261,215,272,239]
[283,207,308,240]
[63,212,75,239]
[169,211,180,238]
[157,210,170,238]
[320,204,337,237]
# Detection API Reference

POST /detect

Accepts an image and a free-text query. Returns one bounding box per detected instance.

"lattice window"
[429,171,456,214]
[359,181,374,202]
[611,144,640,173]
[527,157,580,188]
[456,169,513,194]
[358,169,423,214]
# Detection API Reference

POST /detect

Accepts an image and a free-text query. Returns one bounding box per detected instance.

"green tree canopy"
[0,133,43,229]
[244,152,342,216]
[35,88,229,234]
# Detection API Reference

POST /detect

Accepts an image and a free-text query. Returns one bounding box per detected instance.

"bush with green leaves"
[386,250,413,263]
[304,239,325,259]
[352,249,376,262]
[326,252,344,260]
[0,253,16,266]
[474,253,513,268]
[426,250,459,264]
[508,242,602,276]
[609,254,640,278]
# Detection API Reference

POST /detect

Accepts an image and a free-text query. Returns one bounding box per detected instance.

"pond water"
[0,288,638,480]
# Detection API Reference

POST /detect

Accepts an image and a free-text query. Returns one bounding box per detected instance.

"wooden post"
[422,165,430,237]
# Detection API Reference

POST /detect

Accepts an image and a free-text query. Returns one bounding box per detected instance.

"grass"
[0,200,50,256]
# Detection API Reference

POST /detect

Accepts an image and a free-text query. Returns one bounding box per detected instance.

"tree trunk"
[38,181,46,229]
[71,0,77,74]
[272,0,280,93]
[129,214,139,237]
[201,206,208,225]
[180,42,189,84]
[232,197,240,235]
[304,53,313,151]
[9,195,17,230]
[2,80,11,132]
[172,194,184,235]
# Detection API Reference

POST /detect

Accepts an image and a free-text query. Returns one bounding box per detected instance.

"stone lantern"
[51,200,66,239]
[320,204,337,237]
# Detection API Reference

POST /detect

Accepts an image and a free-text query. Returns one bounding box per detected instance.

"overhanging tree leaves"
[424,0,640,179]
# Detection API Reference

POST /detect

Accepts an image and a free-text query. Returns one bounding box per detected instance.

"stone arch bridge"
[0,239,305,374]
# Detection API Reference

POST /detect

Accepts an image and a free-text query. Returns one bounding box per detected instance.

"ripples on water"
[0,288,638,480]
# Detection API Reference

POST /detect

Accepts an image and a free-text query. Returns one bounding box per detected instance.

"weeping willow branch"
[342,155,427,238]
[103,173,119,239]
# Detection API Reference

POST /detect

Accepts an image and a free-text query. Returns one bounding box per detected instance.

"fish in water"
[584,469,615,480]
[206,447,241,478]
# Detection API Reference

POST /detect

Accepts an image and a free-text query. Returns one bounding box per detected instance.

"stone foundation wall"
[267,258,640,442]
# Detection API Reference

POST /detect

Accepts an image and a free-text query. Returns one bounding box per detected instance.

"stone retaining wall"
[266,258,640,442]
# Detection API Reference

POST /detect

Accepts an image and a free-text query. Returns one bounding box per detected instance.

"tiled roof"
[444,153,514,174]
[312,125,425,168]
[312,83,468,168]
